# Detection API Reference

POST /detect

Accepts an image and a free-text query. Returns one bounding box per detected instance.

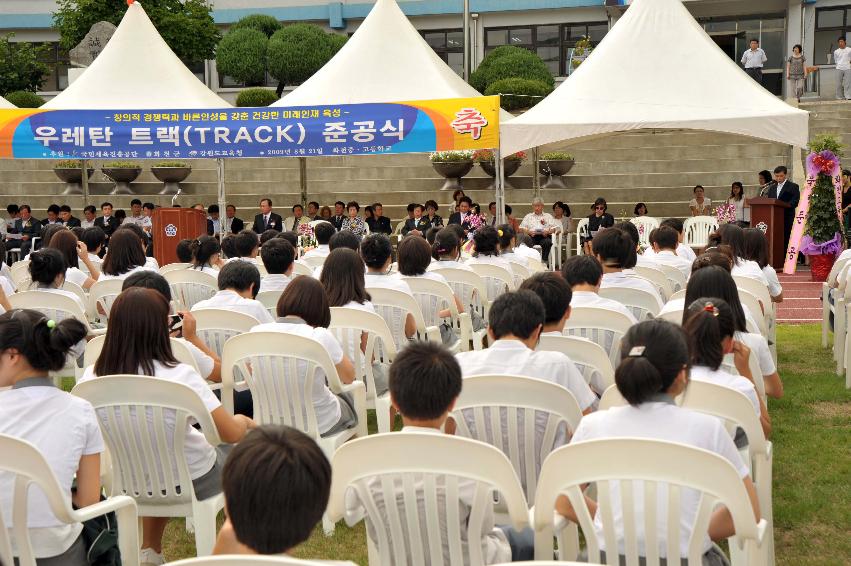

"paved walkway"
[775,268,823,324]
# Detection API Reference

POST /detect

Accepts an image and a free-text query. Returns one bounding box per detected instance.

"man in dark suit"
[94,202,120,244]
[224,204,244,234]
[42,204,62,228]
[307,201,322,221]
[252,198,283,233]
[402,204,430,237]
[7,205,42,256]
[367,202,393,235]
[59,205,81,228]
[448,196,474,231]
[331,200,346,231]
[767,165,801,259]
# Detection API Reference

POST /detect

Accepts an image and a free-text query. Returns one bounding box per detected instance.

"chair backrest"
[402,276,462,333]
[562,306,634,368]
[548,228,564,270]
[10,260,31,288]
[468,262,514,302]
[575,218,589,256]
[450,375,583,502]
[669,289,686,301]
[166,557,329,566]
[393,219,406,236]
[656,263,687,293]
[430,267,490,323]
[8,290,91,331]
[598,286,662,321]
[721,348,767,403]
[62,279,88,305]
[163,269,218,311]
[507,261,531,288]
[159,262,191,275]
[632,265,672,301]
[291,261,313,277]
[682,216,718,249]
[88,278,125,321]
[366,286,440,348]
[72,376,221,508]
[537,334,615,393]
[533,438,765,565]
[255,290,282,316]
[657,309,684,325]
[191,308,261,358]
[733,275,772,314]
[630,216,660,248]
[83,335,202,374]
[299,255,326,269]
[738,289,768,336]
[327,433,529,566]
[220,332,344,435]
[329,306,397,398]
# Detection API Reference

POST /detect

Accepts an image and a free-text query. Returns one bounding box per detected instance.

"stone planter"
[539,159,575,189]
[151,166,192,195]
[479,159,523,190]
[102,167,141,195]
[432,161,474,191]
[54,167,94,195]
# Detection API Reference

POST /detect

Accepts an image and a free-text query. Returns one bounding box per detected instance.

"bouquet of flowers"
[297,223,316,250]
[714,203,737,225]
[462,212,486,236]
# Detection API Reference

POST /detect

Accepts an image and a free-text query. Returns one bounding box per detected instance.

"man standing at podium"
[767,165,800,259]
[253,198,283,233]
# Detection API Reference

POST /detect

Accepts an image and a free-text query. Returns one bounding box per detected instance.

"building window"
[421,29,464,76]
[815,6,851,65]
[484,22,608,77]
[36,43,70,93]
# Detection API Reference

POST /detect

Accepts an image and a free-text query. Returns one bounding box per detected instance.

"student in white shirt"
[0,310,99,565]
[321,248,375,313]
[346,341,534,563]
[251,276,359,436]
[189,235,224,276]
[361,233,417,339]
[495,223,530,268]
[99,230,156,281]
[27,248,87,312]
[834,36,851,100]
[192,260,274,324]
[115,222,157,270]
[48,229,99,290]
[258,238,294,293]
[514,233,543,264]
[79,288,255,565]
[231,229,260,261]
[717,223,769,289]
[647,225,692,280]
[682,297,771,439]
[643,218,696,263]
[561,255,638,323]
[301,221,334,260]
[429,226,473,271]
[466,225,514,272]
[742,228,783,301]
[593,227,664,312]
[213,426,339,558]
[398,234,465,318]
[561,319,759,565]
[80,225,105,266]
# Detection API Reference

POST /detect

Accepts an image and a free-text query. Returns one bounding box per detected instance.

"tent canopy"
[500,0,809,155]
[274,0,503,114]
[44,1,228,109]
[0,96,14,109]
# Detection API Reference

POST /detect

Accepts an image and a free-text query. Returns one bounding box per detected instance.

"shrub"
[54,159,83,168]
[541,151,574,161]
[4,90,43,108]
[484,77,551,111]
[429,150,473,162]
[229,14,281,37]
[470,46,554,94]
[472,149,526,162]
[236,87,278,107]
[154,161,189,168]
[102,161,140,169]
[267,24,346,92]
[216,28,268,86]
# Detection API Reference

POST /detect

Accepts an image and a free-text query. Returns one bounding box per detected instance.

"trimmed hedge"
[484,78,552,111]
[4,90,43,108]
[268,24,337,86]
[229,14,281,38]
[470,46,554,94]
[236,88,279,107]
[216,28,268,86]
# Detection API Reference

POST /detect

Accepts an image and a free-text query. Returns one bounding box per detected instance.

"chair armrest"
[87,327,107,338]
[71,495,137,523]
[425,325,441,344]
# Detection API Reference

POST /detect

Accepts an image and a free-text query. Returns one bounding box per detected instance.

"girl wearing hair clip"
[430,228,473,271]
[560,319,760,565]
[0,309,100,565]
[683,298,771,440]
[189,235,224,276]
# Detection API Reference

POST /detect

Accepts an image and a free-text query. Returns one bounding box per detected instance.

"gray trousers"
[837,69,851,100]
[745,67,762,85]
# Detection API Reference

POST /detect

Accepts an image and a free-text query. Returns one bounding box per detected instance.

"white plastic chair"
[734,275,776,353]
[669,288,686,301]
[469,262,515,302]
[738,289,769,337]
[87,278,125,322]
[656,263,687,293]
[548,227,565,270]
[300,255,326,269]
[532,438,768,564]
[255,290,282,317]
[327,432,530,566]
[220,332,368,458]
[506,260,532,288]
[633,265,672,302]
[391,219,406,245]
[10,259,31,288]
[657,309,684,325]
[366,286,441,349]
[430,266,491,331]
[83,335,202,376]
[71,376,226,557]
[563,306,634,368]
[159,262,191,275]
[598,286,662,321]
[291,261,313,277]
[164,270,218,311]
[167,557,331,566]
[8,290,100,336]
[62,279,88,304]
[329,307,396,434]
[191,308,260,358]
[537,334,615,395]
[683,215,718,250]
[575,218,589,256]
[450,375,583,503]
[822,256,850,348]
[403,276,477,352]
[0,433,139,566]
[630,216,660,248]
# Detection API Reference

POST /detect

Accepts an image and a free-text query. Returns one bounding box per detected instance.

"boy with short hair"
[191,261,274,323]
[259,238,295,293]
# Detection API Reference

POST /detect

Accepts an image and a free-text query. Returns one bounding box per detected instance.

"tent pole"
[463,0,471,81]
[81,159,90,204]
[216,158,226,238]
[299,157,308,207]
[532,146,540,198]
[495,149,506,225]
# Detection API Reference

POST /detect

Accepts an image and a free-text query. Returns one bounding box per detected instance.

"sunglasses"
[595,206,606,210]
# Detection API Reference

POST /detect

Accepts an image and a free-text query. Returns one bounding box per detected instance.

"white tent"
[0,96,14,109]
[43,1,228,109]
[500,0,809,155]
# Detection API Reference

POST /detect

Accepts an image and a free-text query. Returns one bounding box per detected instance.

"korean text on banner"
[0,97,500,160]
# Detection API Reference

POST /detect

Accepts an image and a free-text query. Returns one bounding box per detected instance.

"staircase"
[775,268,822,324]
[801,100,851,148]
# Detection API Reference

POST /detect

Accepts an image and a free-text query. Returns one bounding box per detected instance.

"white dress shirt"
[259,273,292,293]
[835,46,851,71]
[570,291,638,324]
[520,212,558,234]
[741,47,767,68]
[192,290,274,323]
[649,250,692,280]
[600,271,664,310]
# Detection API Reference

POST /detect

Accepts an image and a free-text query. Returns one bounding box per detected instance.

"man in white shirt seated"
[192,260,274,323]
[81,226,105,264]
[519,197,559,262]
[259,238,295,293]
[80,205,97,229]
[561,255,638,324]
[123,199,147,228]
[647,225,692,280]
[594,227,664,311]
[455,290,595,416]
[302,221,334,260]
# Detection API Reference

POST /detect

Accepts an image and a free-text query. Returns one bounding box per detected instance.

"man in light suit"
[767,165,801,260]
[252,198,283,233]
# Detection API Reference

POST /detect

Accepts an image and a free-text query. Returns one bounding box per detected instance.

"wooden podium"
[748,197,791,269]
[152,207,206,266]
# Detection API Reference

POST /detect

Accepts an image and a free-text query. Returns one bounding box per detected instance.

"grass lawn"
[160,324,850,564]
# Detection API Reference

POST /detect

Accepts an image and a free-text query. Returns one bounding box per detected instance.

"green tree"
[216,28,268,86]
[267,24,346,96]
[0,34,49,95]
[229,14,281,38]
[53,0,219,64]
[470,45,554,94]
[484,77,552,111]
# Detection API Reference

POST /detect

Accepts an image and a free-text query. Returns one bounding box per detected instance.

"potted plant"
[53,159,94,195]
[570,36,593,74]
[800,134,845,281]
[101,161,142,195]
[429,150,474,191]
[151,161,192,195]
[539,151,576,189]
[474,149,526,190]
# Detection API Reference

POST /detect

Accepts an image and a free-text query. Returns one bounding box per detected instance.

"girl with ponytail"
[29,247,87,312]
[683,297,771,439]
[0,310,98,564]
[561,319,760,564]
[189,235,224,275]
[431,228,472,271]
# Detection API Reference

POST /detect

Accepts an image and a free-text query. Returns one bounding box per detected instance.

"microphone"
[171,186,182,207]
[760,181,776,197]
